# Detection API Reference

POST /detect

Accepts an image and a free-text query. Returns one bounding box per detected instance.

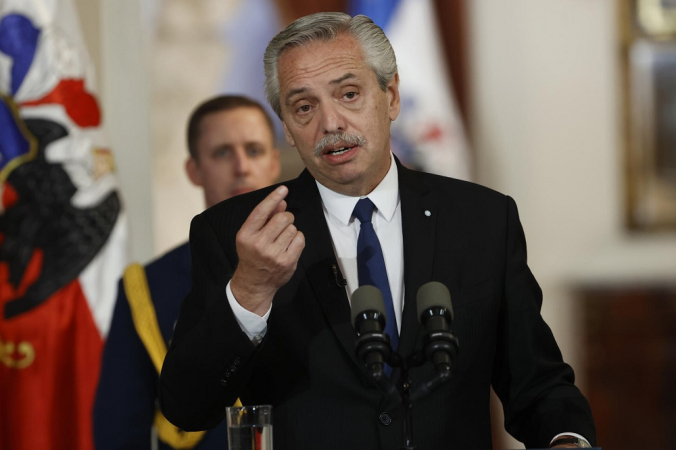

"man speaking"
[160,13,596,449]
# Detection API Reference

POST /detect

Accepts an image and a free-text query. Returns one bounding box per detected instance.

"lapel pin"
[424,210,431,217]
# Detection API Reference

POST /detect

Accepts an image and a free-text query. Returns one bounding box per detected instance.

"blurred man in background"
[94,95,280,450]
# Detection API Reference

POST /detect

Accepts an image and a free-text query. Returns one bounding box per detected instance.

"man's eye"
[214,149,232,158]
[344,92,357,100]
[297,104,311,113]
[247,147,263,157]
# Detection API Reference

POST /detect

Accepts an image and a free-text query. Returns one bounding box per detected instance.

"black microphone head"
[350,285,387,327]
[416,281,453,322]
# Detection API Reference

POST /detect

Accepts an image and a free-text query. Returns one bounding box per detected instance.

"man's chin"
[230,187,254,197]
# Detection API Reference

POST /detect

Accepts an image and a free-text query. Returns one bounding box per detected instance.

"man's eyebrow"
[330,73,357,85]
[284,74,359,105]
[285,87,307,106]
[212,143,233,151]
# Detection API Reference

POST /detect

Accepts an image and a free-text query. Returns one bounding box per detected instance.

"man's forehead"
[207,106,269,124]
[199,108,272,138]
[278,38,371,92]
[279,33,360,61]
[284,72,361,99]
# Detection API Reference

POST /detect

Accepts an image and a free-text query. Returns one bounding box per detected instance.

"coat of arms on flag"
[0,1,127,449]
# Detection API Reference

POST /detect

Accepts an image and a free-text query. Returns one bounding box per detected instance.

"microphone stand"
[397,353,416,450]
[351,282,458,450]
[358,334,458,450]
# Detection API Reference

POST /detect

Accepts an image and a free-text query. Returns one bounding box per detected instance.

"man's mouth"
[231,187,253,196]
[314,132,367,157]
[326,146,355,156]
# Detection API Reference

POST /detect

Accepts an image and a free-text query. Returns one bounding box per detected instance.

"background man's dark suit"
[160,160,596,449]
[95,244,228,449]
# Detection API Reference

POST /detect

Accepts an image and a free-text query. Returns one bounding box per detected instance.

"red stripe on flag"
[2,183,19,210]
[20,79,101,127]
[0,248,43,300]
[0,279,102,450]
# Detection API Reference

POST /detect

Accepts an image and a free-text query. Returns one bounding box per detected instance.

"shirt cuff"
[226,281,271,345]
[550,432,591,447]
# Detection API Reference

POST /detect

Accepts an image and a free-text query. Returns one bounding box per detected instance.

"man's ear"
[282,122,296,147]
[387,73,401,122]
[185,157,203,187]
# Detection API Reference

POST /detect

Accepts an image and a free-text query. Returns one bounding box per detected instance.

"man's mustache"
[314,133,367,156]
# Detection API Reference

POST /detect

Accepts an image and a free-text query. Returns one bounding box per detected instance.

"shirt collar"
[316,153,399,226]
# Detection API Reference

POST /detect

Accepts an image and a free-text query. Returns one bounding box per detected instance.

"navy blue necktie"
[353,198,399,375]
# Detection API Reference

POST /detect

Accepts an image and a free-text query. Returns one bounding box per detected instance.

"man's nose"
[319,101,347,134]
[233,149,251,175]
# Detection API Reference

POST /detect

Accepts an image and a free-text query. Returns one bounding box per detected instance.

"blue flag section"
[349,0,400,30]
[349,0,472,180]
[0,97,36,181]
[0,14,40,95]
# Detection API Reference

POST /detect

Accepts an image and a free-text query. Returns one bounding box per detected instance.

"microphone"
[350,285,391,381]
[330,264,346,288]
[416,282,459,376]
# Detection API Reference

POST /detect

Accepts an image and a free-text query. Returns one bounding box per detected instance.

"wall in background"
[149,0,233,256]
[469,0,676,446]
[76,0,155,264]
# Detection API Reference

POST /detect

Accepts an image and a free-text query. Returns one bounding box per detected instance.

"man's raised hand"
[230,185,305,316]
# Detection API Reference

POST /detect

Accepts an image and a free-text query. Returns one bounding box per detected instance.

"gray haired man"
[160,13,596,449]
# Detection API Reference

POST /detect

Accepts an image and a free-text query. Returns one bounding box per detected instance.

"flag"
[349,0,472,180]
[219,0,283,135]
[0,0,128,449]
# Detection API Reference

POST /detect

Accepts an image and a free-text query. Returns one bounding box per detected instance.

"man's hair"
[186,95,275,159]
[264,12,398,118]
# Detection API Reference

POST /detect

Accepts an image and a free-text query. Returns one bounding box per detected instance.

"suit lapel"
[285,170,361,368]
[377,161,439,411]
[397,162,438,358]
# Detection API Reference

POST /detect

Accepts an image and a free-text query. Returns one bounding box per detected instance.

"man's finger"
[267,200,287,223]
[242,185,288,231]
[273,223,299,252]
[259,211,296,244]
[285,231,305,261]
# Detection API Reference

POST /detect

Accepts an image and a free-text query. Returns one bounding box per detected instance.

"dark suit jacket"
[159,162,596,449]
[94,243,228,449]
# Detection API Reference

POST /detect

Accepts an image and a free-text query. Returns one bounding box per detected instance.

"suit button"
[379,412,392,426]
[219,378,228,386]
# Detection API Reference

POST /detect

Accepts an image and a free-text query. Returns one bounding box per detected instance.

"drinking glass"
[226,404,273,450]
